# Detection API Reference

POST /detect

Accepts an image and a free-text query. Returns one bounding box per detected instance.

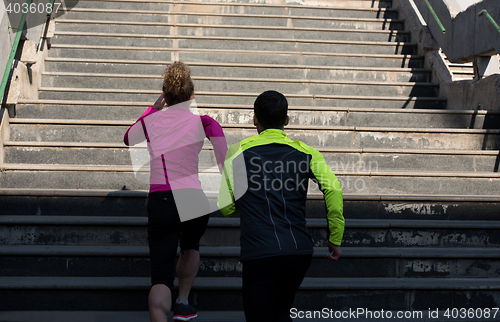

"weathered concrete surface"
[1,0,51,103]
[396,0,500,110]
[409,0,500,63]
[0,1,14,86]
[18,104,500,128]
[7,38,51,103]
[444,74,500,111]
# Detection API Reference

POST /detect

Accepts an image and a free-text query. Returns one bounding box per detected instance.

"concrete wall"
[443,74,500,111]
[1,0,55,106]
[24,1,46,45]
[1,1,14,83]
[396,0,500,111]
[414,0,500,63]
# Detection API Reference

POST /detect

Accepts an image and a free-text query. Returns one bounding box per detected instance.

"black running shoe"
[172,302,198,321]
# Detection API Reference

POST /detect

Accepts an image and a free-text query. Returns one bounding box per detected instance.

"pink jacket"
[124,102,227,193]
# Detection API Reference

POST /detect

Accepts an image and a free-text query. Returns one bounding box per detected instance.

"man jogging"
[217,90,344,322]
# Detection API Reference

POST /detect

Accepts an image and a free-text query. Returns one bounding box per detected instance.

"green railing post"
[478,9,500,35]
[0,0,32,105]
[424,0,446,34]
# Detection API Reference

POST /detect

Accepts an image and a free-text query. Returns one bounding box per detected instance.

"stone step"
[1,245,499,278]
[3,164,492,196]
[1,189,499,221]
[0,276,499,311]
[54,21,409,42]
[40,74,439,97]
[35,89,445,108]
[4,143,499,173]
[51,33,417,55]
[62,0,398,17]
[2,164,499,194]
[1,311,243,322]
[8,120,499,150]
[2,216,500,247]
[44,60,430,83]
[17,103,500,129]
[1,310,498,322]
[58,10,404,30]
[174,0,393,7]
[47,48,425,68]
[3,188,500,219]
[144,0,395,9]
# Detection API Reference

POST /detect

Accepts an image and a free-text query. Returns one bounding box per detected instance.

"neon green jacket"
[217,129,344,259]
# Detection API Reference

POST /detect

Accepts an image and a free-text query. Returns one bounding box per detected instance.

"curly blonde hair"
[162,61,194,105]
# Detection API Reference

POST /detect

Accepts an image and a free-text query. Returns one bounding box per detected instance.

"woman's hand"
[153,93,166,110]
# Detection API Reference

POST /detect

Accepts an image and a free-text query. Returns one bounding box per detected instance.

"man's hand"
[153,93,166,110]
[326,241,341,261]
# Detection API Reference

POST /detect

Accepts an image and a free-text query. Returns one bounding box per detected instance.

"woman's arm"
[124,94,165,146]
[124,107,153,146]
[201,115,228,174]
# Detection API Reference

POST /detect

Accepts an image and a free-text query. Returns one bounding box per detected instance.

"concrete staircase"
[1,0,500,320]
[441,51,474,81]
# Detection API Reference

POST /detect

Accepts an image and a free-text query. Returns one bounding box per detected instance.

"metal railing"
[37,0,57,52]
[478,9,500,35]
[0,0,32,105]
[1,0,56,105]
[424,0,446,34]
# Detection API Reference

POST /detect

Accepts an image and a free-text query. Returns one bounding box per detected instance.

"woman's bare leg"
[149,284,172,322]
[176,249,200,302]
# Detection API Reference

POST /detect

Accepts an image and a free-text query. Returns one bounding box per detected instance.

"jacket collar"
[259,128,286,137]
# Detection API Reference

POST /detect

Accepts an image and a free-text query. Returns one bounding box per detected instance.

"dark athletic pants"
[242,254,312,322]
[147,190,210,289]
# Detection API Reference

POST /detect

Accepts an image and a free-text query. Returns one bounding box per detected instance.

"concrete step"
[43,60,430,83]
[47,48,425,68]
[62,1,398,18]
[1,310,498,322]
[171,0,394,7]
[0,163,498,194]
[1,189,499,221]
[2,216,500,248]
[35,89,445,108]
[8,120,500,150]
[442,54,474,81]
[40,74,439,98]
[2,245,500,279]
[51,33,417,55]
[20,103,498,128]
[54,22,409,42]
[2,164,499,194]
[4,143,499,173]
[0,276,499,311]
[134,0,395,9]
[2,188,500,219]
[58,10,404,30]
[1,311,245,322]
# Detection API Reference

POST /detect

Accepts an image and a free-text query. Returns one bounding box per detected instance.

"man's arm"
[309,148,344,260]
[217,143,245,217]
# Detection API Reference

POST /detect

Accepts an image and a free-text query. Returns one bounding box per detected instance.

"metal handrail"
[37,0,57,51]
[424,0,446,34]
[0,0,32,105]
[478,9,500,35]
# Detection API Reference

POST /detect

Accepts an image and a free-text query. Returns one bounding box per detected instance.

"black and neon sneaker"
[172,302,198,321]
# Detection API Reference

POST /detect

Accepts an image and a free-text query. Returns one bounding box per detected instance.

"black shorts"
[147,189,210,289]
[242,254,312,322]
